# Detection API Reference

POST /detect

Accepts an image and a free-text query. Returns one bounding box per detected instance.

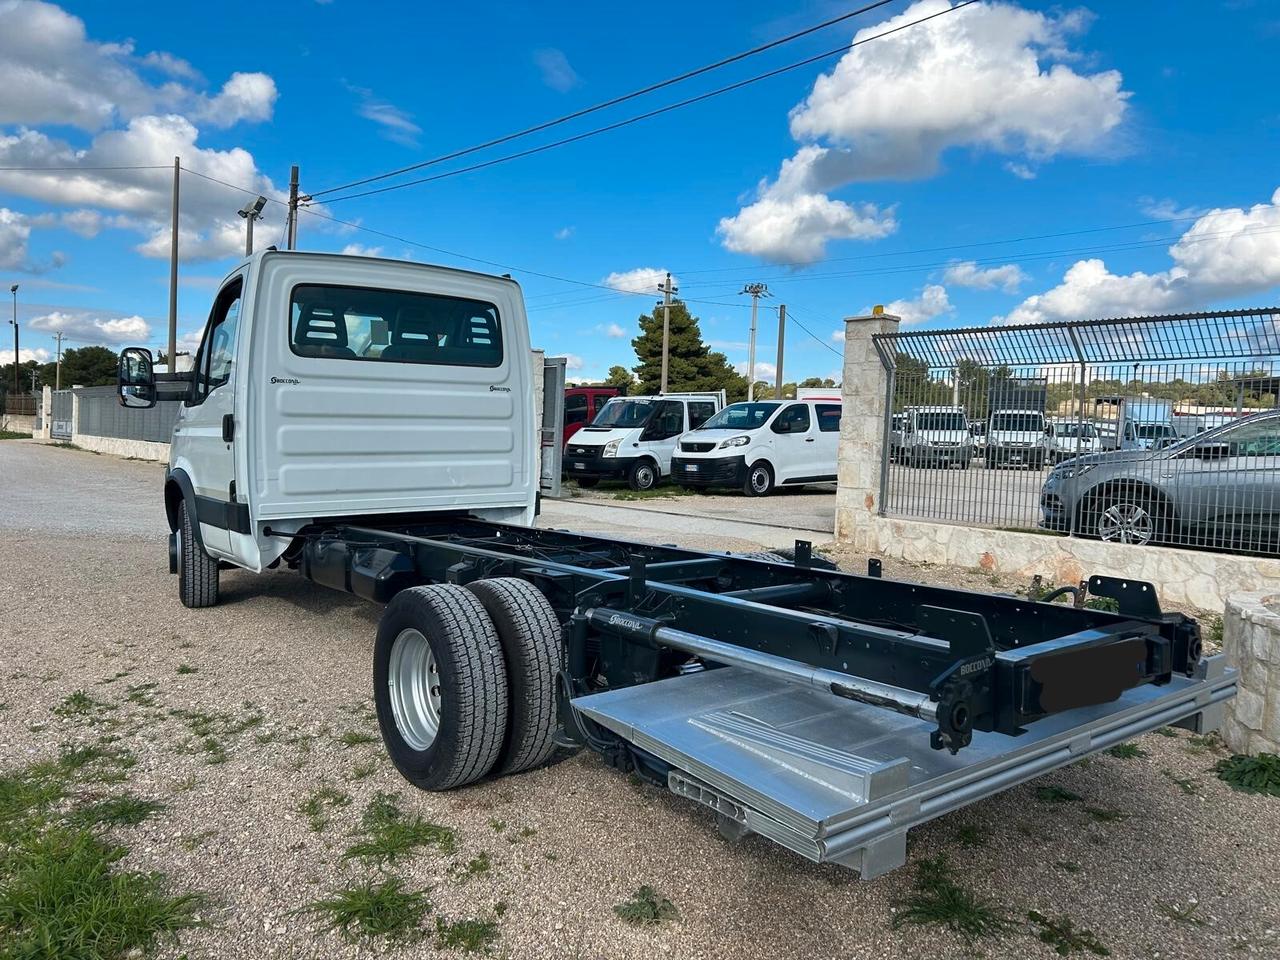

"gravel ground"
[2,439,1277,959]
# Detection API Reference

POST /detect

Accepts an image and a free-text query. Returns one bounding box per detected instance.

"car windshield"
[916,412,966,431]
[592,398,655,428]
[1054,423,1097,438]
[1135,423,1177,439]
[991,413,1044,432]
[697,402,780,430]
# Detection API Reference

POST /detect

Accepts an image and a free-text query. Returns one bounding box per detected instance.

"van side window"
[565,393,589,426]
[688,401,716,429]
[772,403,810,434]
[642,400,685,440]
[815,404,841,432]
[190,277,243,406]
[290,284,502,368]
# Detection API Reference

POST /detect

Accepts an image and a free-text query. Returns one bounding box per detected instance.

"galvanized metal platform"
[575,654,1235,878]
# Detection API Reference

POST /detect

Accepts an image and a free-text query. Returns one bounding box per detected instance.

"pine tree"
[630,302,747,400]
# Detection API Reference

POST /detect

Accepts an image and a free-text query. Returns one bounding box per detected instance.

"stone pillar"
[835,311,900,545]
[1222,591,1280,756]
[39,385,52,440]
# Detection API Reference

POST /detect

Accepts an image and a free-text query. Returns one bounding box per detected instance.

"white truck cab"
[895,405,972,469]
[118,250,536,593]
[670,399,842,495]
[985,408,1049,469]
[561,392,722,491]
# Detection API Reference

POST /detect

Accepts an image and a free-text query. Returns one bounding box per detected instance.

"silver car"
[1040,409,1280,552]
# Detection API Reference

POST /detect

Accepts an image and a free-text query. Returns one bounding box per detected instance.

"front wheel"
[1091,496,1163,546]
[374,585,509,791]
[177,500,218,608]
[743,461,774,497]
[627,460,659,492]
[573,477,599,489]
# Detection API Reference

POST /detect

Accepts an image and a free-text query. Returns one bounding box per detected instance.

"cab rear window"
[289,284,503,368]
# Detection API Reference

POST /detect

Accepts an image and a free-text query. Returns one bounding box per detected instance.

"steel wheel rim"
[751,467,769,493]
[1098,503,1153,545]
[636,465,654,488]
[387,628,442,751]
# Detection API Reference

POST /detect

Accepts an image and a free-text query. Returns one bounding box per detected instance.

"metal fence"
[872,307,1280,557]
[74,385,180,442]
[49,389,73,439]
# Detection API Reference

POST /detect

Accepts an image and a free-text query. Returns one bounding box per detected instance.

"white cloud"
[194,72,277,127]
[139,50,201,83]
[554,226,573,240]
[867,284,953,326]
[1004,187,1280,325]
[1004,162,1036,180]
[943,260,1028,293]
[27,308,150,345]
[340,243,384,257]
[563,353,584,372]
[593,322,626,338]
[1139,196,1209,222]
[735,359,777,381]
[533,48,580,93]
[19,347,52,363]
[719,1,1128,262]
[0,207,64,272]
[349,85,421,147]
[602,267,674,295]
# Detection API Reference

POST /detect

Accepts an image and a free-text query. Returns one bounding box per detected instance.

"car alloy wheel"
[1097,501,1155,545]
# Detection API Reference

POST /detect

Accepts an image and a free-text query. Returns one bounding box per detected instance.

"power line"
[0,164,171,172]
[308,0,902,200]
[315,2,976,205]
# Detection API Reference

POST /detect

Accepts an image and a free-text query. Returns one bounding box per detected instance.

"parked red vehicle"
[563,386,619,446]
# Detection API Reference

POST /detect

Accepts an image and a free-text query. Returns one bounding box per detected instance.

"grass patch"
[1205,614,1224,648]
[299,786,351,832]
[1153,726,1178,738]
[455,852,491,882]
[1027,910,1110,956]
[1055,861,1082,874]
[436,914,500,952]
[1083,596,1120,613]
[1106,743,1145,760]
[953,825,986,848]
[176,664,197,675]
[124,682,159,707]
[1036,785,1083,804]
[611,485,698,502]
[1162,769,1198,795]
[336,729,378,748]
[613,885,678,926]
[348,760,378,781]
[344,792,456,863]
[892,856,1013,945]
[71,794,166,829]
[0,429,30,440]
[1215,753,1280,797]
[303,877,431,944]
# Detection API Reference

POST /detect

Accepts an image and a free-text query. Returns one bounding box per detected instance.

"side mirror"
[117,347,156,409]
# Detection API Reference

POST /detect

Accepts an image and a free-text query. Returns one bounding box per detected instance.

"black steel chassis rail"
[292,517,1202,753]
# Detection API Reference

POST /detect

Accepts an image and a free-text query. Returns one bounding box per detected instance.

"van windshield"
[1054,423,1097,438]
[1135,423,1177,440]
[916,412,966,431]
[697,402,780,431]
[592,398,655,429]
[991,413,1044,432]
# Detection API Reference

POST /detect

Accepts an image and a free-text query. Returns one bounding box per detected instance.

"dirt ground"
[1,441,1275,959]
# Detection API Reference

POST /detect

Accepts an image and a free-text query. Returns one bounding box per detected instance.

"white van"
[985,408,1050,469]
[895,405,972,469]
[562,393,722,491]
[670,399,841,496]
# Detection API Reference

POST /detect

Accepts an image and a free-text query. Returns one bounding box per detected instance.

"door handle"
[221,414,234,443]
[805,437,815,442]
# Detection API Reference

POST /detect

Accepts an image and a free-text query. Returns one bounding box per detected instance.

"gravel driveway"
[1,439,1276,959]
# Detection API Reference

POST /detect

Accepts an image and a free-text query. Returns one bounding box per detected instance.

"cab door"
[172,275,244,556]
[769,403,814,482]
[637,399,685,475]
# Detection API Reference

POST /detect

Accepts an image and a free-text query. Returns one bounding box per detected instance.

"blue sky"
[2,0,1279,384]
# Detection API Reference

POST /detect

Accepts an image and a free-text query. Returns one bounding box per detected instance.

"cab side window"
[772,403,811,434]
[190,277,243,406]
[643,400,685,440]
[688,401,716,429]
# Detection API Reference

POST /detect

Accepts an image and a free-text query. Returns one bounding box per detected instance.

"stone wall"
[1,413,35,434]
[1222,592,1280,755]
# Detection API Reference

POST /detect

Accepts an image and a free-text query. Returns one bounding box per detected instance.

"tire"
[1088,491,1166,547]
[574,477,599,488]
[177,500,219,608]
[464,578,563,776]
[373,585,509,791]
[627,460,659,492]
[743,461,774,497]
[960,458,971,471]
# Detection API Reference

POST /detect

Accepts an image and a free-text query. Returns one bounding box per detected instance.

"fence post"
[835,311,900,544]
[40,385,51,440]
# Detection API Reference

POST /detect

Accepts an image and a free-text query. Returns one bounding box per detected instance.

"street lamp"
[238,196,267,257]
[8,284,17,396]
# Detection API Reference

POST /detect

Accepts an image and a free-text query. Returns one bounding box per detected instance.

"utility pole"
[774,304,786,400]
[52,332,65,390]
[741,283,769,401]
[8,283,17,396]
[167,156,179,370]
[657,272,678,394]
[286,165,300,250]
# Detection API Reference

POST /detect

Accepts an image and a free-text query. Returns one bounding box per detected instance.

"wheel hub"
[1099,503,1153,544]
[387,628,442,751]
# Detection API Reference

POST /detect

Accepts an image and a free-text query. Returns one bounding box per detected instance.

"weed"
[53,690,98,718]
[1215,753,1280,797]
[1162,769,1198,795]
[518,826,537,839]
[176,664,197,675]
[253,729,282,745]
[200,737,228,765]
[299,786,352,832]
[303,877,431,944]
[1083,807,1128,823]
[0,429,30,440]
[97,671,131,685]
[612,485,697,502]
[456,852,492,882]
[1083,596,1120,613]
[1055,861,1082,874]
[1154,726,1178,738]
[436,915,500,951]
[124,682,159,707]
[488,818,507,833]
[169,773,197,794]
[72,795,166,828]
[344,792,456,863]
[1036,785,1083,804]
[614,885,678,926]
[892,857,1013,945]
[1186,734,1225,755]
[1106,743,1145,760]
[1205,615,1224,648]
[336,729,378,748]
[1157,901,1205,927]
[349,760,378,781]
[1027,910,1110,956]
